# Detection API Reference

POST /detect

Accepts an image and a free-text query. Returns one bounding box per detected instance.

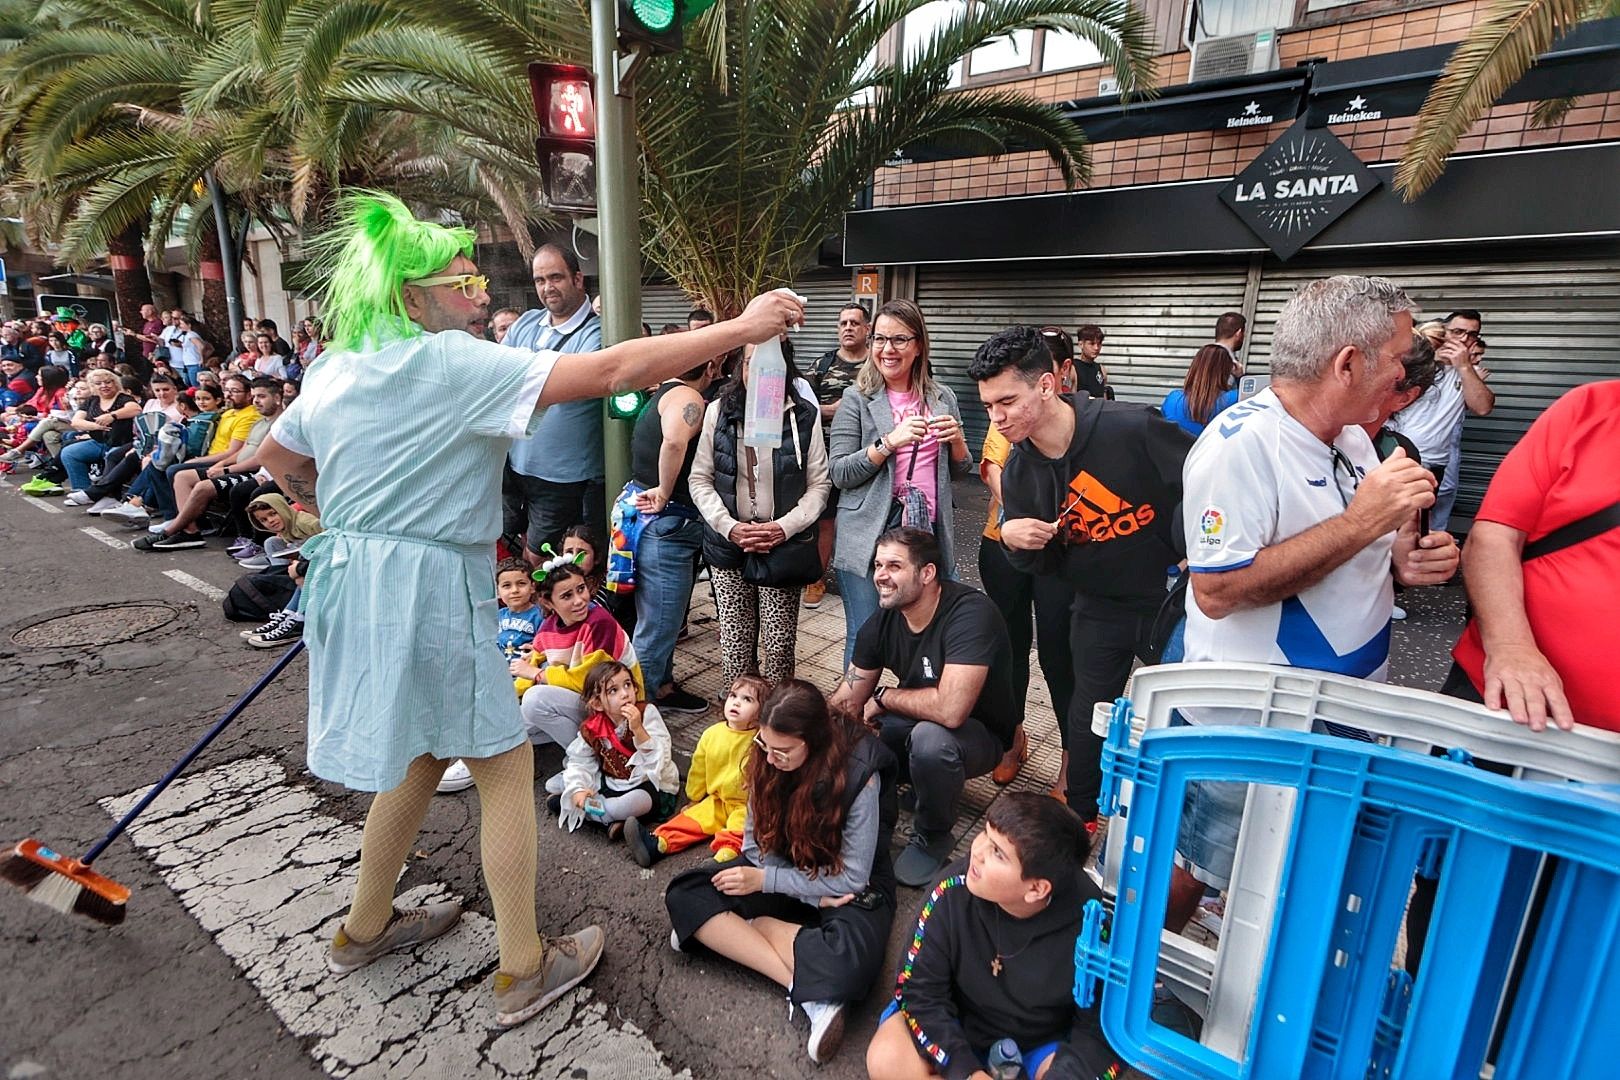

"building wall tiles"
[870,0,1617,209]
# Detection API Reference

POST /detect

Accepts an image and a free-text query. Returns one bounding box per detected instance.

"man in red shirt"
[1449,380,1620,732]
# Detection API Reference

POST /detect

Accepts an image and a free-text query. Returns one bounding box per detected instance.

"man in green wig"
[259,191,803,1027]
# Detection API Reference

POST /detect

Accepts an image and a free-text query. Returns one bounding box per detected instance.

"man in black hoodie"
[865,792,1121,1080]
[971,325,1193,823]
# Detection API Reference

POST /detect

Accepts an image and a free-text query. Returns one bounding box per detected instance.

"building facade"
[845,0,1620,525]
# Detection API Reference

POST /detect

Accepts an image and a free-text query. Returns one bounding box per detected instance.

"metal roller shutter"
[915,262,1251,448]
[1244,249,1620,526]
[639,272,851,373]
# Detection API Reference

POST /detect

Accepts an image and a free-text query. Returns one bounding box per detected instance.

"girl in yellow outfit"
[626,675,768,867]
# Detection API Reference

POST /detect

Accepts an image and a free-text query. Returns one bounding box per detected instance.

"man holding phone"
[1390,308,1494,532]
[1165,276,1460,932]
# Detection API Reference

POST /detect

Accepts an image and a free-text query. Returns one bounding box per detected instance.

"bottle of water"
[987,1038,1024,1079]
[742,336,786,449]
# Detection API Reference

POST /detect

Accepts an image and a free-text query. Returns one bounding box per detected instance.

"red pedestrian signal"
[529,62,597,213]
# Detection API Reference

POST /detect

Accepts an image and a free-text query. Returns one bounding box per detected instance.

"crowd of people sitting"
[8,256,1613,1079]
[2,306,322,647]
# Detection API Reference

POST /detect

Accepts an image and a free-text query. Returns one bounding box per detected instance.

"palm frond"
[1395,0,1590,198]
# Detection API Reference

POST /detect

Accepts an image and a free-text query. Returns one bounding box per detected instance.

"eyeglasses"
[407,273,489,299]
[1444,327,1481,342]
[872,334,916,349]
[1330,445,1361,510]
[752,733,798,764]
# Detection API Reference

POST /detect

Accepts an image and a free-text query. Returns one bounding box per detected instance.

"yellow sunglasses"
[407,273,489,299]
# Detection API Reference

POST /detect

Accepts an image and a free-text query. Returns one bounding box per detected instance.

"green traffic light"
[607,390,647,420]
[629,0,676,32]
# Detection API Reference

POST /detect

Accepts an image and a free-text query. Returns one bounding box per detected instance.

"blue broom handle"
[84,640,306,864]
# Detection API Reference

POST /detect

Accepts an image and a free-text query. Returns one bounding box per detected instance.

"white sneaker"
[436,759,475,794]
[85,496,122,515]
[802,999,845,1064]
[544,771,566,796]
[669,929,684,953]
[63,490,92,506]
[1392,605,1408,621]
[148,522,169,535]
[104,502,148,523]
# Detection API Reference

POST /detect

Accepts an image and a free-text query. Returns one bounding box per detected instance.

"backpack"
[222,569,297,622]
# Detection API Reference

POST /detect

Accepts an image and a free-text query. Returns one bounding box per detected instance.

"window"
[971,28,1036,75]
[902,1,966,88]
[898,1,1109,86]
[1040,30,1105,73]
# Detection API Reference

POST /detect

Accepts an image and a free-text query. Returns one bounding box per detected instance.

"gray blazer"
[828,382,975,577]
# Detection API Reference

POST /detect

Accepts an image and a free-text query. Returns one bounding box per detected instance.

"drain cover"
[11,603,180,648]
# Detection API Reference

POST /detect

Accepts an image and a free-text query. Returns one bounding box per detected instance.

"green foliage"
[0,0,1159,311]
[1395,0,1614,199]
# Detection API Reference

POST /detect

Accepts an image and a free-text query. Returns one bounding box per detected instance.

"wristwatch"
[873,685,888,710]
[872,436,892,458]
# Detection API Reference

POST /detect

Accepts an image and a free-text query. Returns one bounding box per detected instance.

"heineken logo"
[1226,100,1274,128]
[1327,95,1384,124]
[1220,120,1380,260]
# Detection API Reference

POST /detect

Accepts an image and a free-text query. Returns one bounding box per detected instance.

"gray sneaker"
[894,831,956,888]
[327,901,462,974]
[492,925,605,1027]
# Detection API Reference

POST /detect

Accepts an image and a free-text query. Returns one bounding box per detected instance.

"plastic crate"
[1088,663,1620,1062]
[1075,722,1620,1080]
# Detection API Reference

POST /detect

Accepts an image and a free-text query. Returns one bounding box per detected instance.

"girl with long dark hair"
[664,679,898,1065]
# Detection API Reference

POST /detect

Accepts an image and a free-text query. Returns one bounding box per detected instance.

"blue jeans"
[60,437,109,492]
[631,511,704,693]
[836,569,880,670]
[178,364,201,389]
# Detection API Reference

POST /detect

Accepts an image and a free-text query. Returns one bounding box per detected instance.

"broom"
[2,640,306,925]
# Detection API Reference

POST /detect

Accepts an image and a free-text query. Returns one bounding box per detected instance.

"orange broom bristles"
[0,839,130,926]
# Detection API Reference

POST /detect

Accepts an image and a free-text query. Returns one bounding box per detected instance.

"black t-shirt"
[1073,360,1114,400]
[83,393,139,445]
[853,580,1018,750]
[1001,394,1192,608]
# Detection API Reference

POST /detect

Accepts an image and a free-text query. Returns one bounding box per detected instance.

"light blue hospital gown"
[271,330,558,791]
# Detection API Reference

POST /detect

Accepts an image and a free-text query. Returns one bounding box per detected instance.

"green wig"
[310,190,477,353]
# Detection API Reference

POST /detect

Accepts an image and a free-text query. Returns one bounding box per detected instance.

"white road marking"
[162,569,228,602]
[103,757,687,1079]
[79,526,128,550]
[11,492,63,514]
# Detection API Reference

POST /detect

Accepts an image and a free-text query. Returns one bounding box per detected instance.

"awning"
[844,141,1620,265]
[1307,16,1620,127]
[890,16,1620,161]
[893,67,1309,162]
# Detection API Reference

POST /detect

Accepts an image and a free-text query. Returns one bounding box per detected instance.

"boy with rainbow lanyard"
[866,793,1124,1080]
[256,190,803,1028]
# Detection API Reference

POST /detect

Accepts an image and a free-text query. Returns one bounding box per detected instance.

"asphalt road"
[0,476,1468,1080]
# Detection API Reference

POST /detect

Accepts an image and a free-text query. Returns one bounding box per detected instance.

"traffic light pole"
[591,0,641,512]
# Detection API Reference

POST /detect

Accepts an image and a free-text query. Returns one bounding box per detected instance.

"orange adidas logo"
[1058,471,1156,544]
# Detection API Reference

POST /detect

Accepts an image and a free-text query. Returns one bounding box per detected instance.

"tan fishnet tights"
[344,743,544,977]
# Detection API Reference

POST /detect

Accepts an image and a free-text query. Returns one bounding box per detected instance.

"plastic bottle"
[742,335,786,449]
[987,1038,1024,1079]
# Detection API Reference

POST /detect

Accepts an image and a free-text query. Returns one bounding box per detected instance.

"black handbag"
[743,525,823,588]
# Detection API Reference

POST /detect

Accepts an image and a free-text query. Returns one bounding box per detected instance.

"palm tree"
[313,0,1157,315]
[0,0,549,308]
[1394,0,1612,199]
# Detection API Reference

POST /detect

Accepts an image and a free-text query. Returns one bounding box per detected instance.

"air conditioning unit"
[1189,29,1278,83]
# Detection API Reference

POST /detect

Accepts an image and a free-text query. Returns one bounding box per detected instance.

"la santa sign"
[1219,120,1380,260]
